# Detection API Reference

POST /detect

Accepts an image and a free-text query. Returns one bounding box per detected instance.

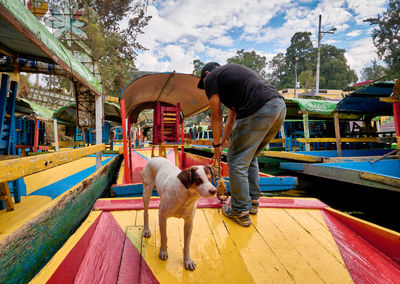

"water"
[271,171,400,232]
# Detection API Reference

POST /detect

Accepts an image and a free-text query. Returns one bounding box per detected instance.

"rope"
[213,155,228,202]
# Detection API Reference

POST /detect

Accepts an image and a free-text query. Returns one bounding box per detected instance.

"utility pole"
[315,15,336,97]
[315,15,322,97]
[294,58,298,98]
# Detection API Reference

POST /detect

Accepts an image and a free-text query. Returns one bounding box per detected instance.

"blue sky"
[132,0,388,81]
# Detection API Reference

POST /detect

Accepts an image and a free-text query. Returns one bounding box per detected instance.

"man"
[197,62,286,227]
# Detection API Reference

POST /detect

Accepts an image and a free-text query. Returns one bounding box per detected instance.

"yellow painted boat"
[31,195,400,283]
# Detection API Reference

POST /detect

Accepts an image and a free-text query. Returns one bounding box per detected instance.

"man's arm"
[220,108,236,147]
[208,94,222,145]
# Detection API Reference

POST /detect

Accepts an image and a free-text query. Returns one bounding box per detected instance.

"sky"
[129,0,388,81]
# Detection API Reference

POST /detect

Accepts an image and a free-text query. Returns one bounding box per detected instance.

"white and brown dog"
[142,157,217,270]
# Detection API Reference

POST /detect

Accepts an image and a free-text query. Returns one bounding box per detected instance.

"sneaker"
[221,204,251,227]
[250,200,259,215]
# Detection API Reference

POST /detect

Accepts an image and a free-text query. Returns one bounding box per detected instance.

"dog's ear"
[204,165,218,183]
[177,167,192,189]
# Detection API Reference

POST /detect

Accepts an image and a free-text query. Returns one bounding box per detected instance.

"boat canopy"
[120,72,209,123]
[336,81,394,116]
[285,98,360,120]
[15,98,54,120]
[0,0,101,96]
[53,102,121,125]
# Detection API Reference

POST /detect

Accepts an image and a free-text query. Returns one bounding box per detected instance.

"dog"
[142,157,217,270]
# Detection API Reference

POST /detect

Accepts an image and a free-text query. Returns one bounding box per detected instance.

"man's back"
[204,64,283,119]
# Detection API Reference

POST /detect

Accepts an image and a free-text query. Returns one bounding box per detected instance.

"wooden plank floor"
[110,207,353,283]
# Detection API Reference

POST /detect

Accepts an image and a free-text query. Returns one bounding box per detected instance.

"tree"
[267,53,288,89]
[361,59,389,81]
[285,32,314,79]
[365,0,400,73]
[45,0,152,97]
[268,32,315,90]
[298,70,314,92]
[192,59,204,77]
[317,45,358,89]
[227,49,268,78]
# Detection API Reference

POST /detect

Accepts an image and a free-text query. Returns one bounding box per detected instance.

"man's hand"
[212,146,222,168]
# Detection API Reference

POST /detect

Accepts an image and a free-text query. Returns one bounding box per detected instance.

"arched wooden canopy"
[120,72,209,123]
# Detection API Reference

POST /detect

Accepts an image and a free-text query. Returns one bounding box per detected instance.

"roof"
[120,72,209,123]
[15,98,54,120]
[53,102,121,125]
[0,0,101,96]
[285,98,360,120]
[336,81,394,116]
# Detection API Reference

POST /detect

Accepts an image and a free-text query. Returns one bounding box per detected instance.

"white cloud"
[346,0,387,24]
[345,37,378,78]
[131,0,387,77]
[346,30,362,37]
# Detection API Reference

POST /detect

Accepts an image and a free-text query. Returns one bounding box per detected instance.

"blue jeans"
[227,97,286,213]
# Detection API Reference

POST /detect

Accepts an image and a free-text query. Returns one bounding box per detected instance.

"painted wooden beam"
[296,137,386,143]
[334,112,342,157]
[359,172,400,188]
[95,94,103,170]
[260,151,323,163]
[0,144,105,183]
[302,111,310,151]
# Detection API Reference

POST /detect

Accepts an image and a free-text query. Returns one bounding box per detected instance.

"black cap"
[197,62,220,89]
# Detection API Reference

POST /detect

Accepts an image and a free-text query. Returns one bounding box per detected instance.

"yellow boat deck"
[111,205,352,283]
[0,154,114,242]
[32,196,368,283]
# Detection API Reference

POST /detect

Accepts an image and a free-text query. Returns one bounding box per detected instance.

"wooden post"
[95,94,103,170]
[127,117,133,182]
[34,118,39,152]
[280,125,286,150]
[302,112,310,151]
[0,74,9,138]
[53,119,59,152]
[0,182,14,211]
[334,111,342,157]
[120,99,130,184]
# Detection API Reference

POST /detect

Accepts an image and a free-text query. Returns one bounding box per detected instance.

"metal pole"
[315,14,321,97]
[294,62,298,98]
[53,119,59,152]
[95,94,103,170]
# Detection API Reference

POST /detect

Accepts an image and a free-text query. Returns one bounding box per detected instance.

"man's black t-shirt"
[204,64,283,119]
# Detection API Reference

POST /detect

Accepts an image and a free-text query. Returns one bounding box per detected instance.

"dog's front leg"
[183,217,196,270]
[158,213,168,260]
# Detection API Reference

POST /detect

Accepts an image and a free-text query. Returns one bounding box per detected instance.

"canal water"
[269,171,400,233]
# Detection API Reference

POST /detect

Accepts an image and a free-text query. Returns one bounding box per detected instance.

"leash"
[213,155,229,202]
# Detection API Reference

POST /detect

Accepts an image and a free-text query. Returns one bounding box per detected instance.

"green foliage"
[361,59,389,81]
[267,32,357,90]
[268,53,288,89]
[298,70,314,93]
[227,49,268,79]
[365,0,400,73]
[46,0,151,97]
[192,59,204,77]
[317,45,358,89]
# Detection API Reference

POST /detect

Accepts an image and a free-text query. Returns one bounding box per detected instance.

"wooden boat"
[31,195,400,283]
[280,80,400,192]
[0,0,117,282]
